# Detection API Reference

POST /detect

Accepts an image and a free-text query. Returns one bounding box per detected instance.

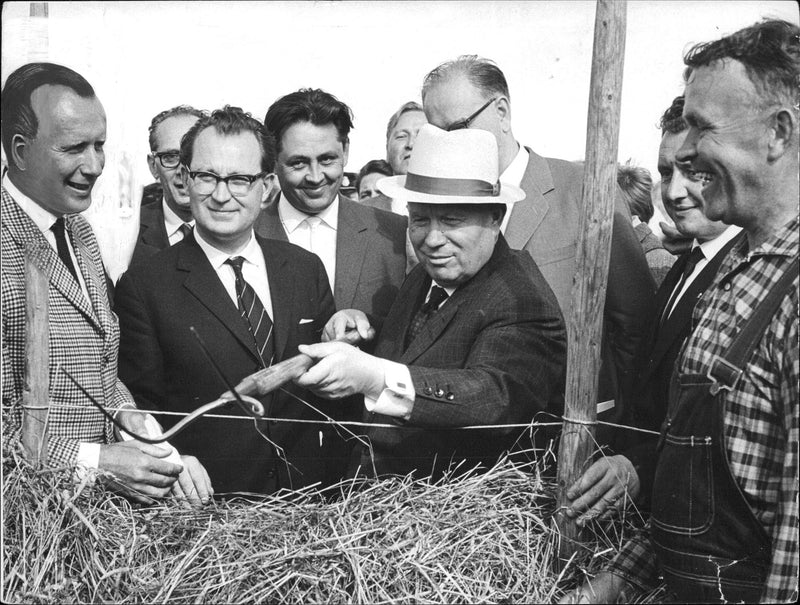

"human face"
[386,110,427,175]
[13,85,106,215]
[423,75,506,153]
[658,131,728,243]
[358,172,384,201]
[677,60,773,228]
[408,202,500,288]
[148,114,199,220]
[275,121,348,215]
[184,128,270,253]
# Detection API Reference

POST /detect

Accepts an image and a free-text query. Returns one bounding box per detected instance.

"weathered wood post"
[555,0,627,565]
[21,252,50,466]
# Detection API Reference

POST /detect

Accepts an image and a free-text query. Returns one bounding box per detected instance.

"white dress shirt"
[162,200,195,245]
[665,224,743,319]
[277,193,338,293]
[499,143,530,234]
[194,228,274,321]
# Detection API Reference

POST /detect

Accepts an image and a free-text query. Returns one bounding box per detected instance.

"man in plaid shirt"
[562,19,798,604]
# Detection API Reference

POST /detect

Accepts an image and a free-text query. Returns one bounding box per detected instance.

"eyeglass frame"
[445,97,498,132]
[183,168,268,196]
[151,150,182,169]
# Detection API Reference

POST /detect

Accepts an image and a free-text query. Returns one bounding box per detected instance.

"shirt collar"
[2,173,59,233]
[695,224,743,259]
[278,192,339,233]
[500,142,529,188]
[749,215,799,259]
[162,199,194,236]
[194,228,262,271]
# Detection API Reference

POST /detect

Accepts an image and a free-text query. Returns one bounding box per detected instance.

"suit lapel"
[179,237,262,365]
[503,149,553,249]
[400,295,460,364]
[253,199,289,242]
[138,204,170,249]
[1,190,101,329]
[68,217,109,334]
[260,237,292,360]
[334,198,369,309]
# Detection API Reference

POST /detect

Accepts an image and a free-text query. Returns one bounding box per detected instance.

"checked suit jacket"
[254,195,408,323]
[503,148,656,444]
[351,235,567,481]
[1,186,132,466]
[619,231,745,499]
[115,233,356,495]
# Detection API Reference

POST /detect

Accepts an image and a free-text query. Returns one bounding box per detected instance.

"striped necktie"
[226,256,274,368]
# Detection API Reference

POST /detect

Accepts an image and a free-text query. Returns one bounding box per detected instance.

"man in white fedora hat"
[295,124,567,481]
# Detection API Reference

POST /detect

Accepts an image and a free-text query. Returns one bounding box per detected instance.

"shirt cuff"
[76,442,101,469]
[364,359,415,420]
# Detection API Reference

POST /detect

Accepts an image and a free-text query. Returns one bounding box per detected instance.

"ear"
[342,138,350,167]
[767,108,797,161]
[260,173,277,209]
[179,164,190,189]
[10,134,29,171]
[147,154,159,180]
[496,97,512,134]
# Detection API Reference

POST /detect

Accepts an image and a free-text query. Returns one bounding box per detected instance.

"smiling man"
[129,105,205,268]
[115,106,353,495]
[562,19,799,605]
[254,89,407,326]
[1,62,203,504]
[294,124,566,481]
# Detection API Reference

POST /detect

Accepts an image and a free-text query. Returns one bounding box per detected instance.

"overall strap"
[709,254,799,395]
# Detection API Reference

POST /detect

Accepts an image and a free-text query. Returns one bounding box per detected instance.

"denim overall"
[650,256,798,603]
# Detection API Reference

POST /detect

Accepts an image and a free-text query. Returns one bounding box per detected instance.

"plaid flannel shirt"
[607,216,799,603]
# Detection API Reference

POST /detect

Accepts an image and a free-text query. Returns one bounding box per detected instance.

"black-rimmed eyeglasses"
[446,97,497,131]
[153,151,181,169]
[187,170,266,196]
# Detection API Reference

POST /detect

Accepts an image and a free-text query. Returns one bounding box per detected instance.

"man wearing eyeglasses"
[115,106,354,496]
[421,55,655,446]
[129,106,205,269]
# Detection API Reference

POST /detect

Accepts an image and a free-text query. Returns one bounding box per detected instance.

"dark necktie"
[51,217,79,282]
[225,256,274,368]
[178,223,193,241]
[661,246,705,325]
[405,285,449,349]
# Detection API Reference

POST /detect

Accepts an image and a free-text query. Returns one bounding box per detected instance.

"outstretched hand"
[558,572,634,603]
[296,341,384,399]
[98,440,183,504]
[565,454,640,526]
[170,455,213,507]
[322,309,375,345]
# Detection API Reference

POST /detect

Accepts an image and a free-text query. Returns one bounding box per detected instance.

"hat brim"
[377,175,526,205]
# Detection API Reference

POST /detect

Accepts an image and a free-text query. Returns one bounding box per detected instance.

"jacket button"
[434,388,445,398]
[267,469,275,478]
[423,386,433,395]
[445,392,455,401]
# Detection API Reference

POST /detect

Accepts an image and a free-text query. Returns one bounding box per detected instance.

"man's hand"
[659,221,692,255]
[559,572,633,603]
[322,309,375,345]
[170,455,213,507]
[296,342,384,399]
[113,404,149,441]
[565,455,640,526]
[98,440,182,504]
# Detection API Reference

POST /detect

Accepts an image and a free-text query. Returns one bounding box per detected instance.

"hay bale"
[2,448,662,604]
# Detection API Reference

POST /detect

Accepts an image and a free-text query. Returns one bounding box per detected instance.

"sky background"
[3,0,798,274]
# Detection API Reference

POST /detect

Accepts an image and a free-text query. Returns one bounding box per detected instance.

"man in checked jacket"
[1,62,211,505]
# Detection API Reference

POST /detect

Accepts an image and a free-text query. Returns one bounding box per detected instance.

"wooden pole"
[555,0,627,565]
[21,253,50,466]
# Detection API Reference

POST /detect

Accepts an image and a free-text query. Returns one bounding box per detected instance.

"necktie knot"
[423,285,449,313]
[683,246,705,279]
[226,256,245,274]
[178,223,193,239]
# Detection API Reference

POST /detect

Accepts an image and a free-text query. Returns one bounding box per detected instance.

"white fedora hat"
[377,124,525,205]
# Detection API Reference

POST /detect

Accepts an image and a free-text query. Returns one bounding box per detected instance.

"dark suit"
[254,195,407,322]
[129,202,170,269]
[115,233,353,495]
[504,149,656,441]
[620,231,744,499]
[351,236,567,480]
